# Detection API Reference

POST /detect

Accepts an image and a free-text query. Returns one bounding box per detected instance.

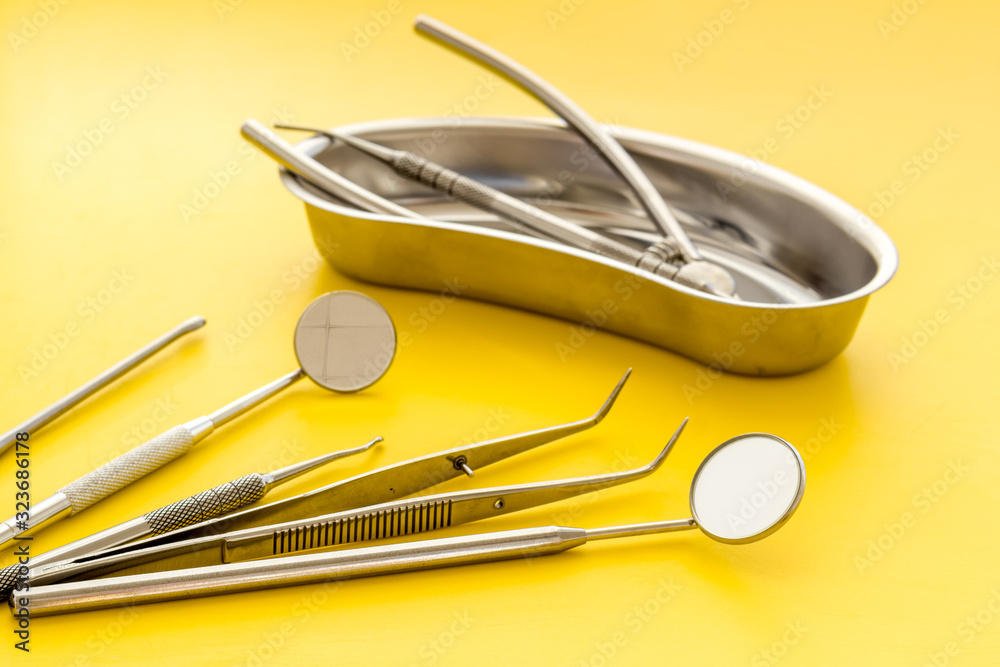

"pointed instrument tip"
[645,417,689,472]
[265,437,382,488]
[592,368,632,424]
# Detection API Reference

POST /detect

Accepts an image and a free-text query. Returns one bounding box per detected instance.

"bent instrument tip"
[591,368,632,425]
[263,437,382,489]
[644,417,688,473]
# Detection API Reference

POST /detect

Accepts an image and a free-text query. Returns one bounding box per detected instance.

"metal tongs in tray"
[243,15,739,298]
[240,15,898,375]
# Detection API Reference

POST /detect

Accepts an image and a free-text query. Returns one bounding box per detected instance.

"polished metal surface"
[17,425,805,616]
[294,291,396,392]
[15,419,808,615]
[21,526,591,616]
[48,410,677,583]
[260,439,379,487]
[241,119,420,219]
[280,124,630,255]
[0,316,205,453]
[413,15,702,264]
[0,292,396,548]
[0,440,379,602]
[278,125,731,296]
[0,492,72,545]
[204,370,305,429]
[61,425,202,515]
[26,517,150,573]
[21,372,631,587]
[0,426,202,548]
[280,116,898,375]
[141,439,380,536]
[584,518,697,541]
[689,433,805,545]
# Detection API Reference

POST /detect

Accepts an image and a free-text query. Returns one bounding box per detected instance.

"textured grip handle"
[144,473,267,535]
[60,425,197,514]
[0,564,21,602]
[395,153,499,210]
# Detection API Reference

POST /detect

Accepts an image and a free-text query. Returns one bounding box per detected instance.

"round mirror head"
[294,291,396,392]
[689,433,804,544]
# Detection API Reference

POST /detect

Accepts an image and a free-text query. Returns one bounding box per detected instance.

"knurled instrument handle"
[144,473,267,535]
[0,565,21,601]
[59,425,198,514]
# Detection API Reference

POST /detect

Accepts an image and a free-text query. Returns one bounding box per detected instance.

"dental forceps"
[13,369,678,595]
[274,123,734,297]
[412,15,737,295]
[0,440,379,599]
[19,423,807,617]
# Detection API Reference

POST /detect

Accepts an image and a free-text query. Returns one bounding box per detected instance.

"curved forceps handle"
[413,14,700,261]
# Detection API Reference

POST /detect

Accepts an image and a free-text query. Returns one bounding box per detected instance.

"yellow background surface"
[1,0,997,665]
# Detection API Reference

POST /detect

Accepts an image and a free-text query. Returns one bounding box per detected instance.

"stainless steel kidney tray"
[279,116,897,376]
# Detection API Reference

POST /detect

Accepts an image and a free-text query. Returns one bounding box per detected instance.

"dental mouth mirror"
[0,291,396,549]
[687,433,805,544]
[18,431,804,615]
[587,432,805,544]
[1,316,206,454]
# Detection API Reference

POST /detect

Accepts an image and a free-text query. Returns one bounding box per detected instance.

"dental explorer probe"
[0,291,397,549]
[1,316,205,454]
[276,124,735,297]
[17,431,805,616]
[0,440,379,600]
[18,522,696,615]
[17,371,635,589]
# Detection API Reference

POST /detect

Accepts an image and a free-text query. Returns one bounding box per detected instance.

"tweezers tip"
[592,369,631,424]
[668,417,690,448]
[648,418,689,469]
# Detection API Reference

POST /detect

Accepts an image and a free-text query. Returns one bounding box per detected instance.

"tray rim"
[279,115,899,310]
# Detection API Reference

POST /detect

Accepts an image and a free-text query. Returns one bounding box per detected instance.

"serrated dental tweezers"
[9,370,686,615]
